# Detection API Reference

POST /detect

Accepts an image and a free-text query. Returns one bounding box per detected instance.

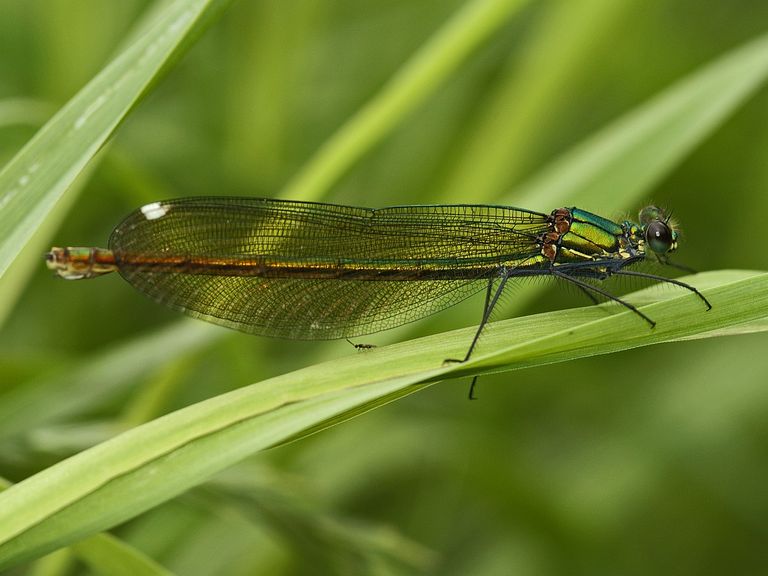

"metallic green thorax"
[547,206,678,266]
[562,208,624,255]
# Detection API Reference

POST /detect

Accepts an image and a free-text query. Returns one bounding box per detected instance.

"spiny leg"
[465,277,496,400]
[466,275,508,400]
[613,269,712,310]
[444,271,510,400]
[551,269,657,328]
[465,274,507,362]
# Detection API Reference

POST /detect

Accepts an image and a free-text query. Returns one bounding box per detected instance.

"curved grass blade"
[0,478,172,575]
[510,31,768,211]
[0,269,765,569]
[441,0,638,203]
[0,321,226,442]
[279,0,531,201]
[0,0,233,280]
[70,533,174,576]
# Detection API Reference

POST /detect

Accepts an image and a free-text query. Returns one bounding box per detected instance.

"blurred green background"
[1,0,768,574]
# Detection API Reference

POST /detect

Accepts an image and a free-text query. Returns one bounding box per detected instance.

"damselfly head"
[638,205,679,254]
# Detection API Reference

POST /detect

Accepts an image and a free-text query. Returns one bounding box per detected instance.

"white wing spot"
[141,202,169,220]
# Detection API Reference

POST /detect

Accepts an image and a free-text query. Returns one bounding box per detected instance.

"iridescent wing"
[109,197,549,339]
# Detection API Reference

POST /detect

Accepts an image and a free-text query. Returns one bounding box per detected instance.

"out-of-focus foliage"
[0,0,767,574]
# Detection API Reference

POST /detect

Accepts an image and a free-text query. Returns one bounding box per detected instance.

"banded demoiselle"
[46,197,711,392]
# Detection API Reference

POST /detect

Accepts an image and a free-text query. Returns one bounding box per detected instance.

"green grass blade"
[441,0,638,203]
[509,31,768,211]
[0,479,171,576]
[0,269,765,569]
[463,270,768,374]
[279,0,531,202]
[0,0,233,279]
[0,163,92,329]
[70,534,174,576]
[0,321,225,442]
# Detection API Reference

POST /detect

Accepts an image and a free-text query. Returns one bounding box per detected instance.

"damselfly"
[46,197,711,387]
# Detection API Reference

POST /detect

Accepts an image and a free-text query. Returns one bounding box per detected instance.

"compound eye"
[645,221,673,253]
